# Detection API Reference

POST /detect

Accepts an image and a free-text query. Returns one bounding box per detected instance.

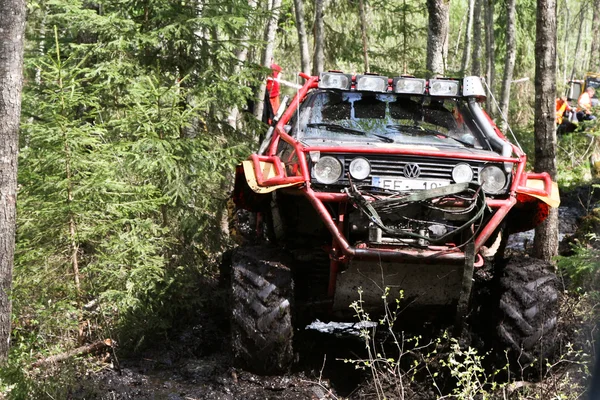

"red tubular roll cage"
[250,73,554,280]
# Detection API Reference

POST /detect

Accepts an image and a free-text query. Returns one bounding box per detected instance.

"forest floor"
[66,185,598,400]
[69,300,368,399]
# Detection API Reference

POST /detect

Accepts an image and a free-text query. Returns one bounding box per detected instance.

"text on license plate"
[371,176,451,191]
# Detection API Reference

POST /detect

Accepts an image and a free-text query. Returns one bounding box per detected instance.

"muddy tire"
[230,245,294,375]
[496,257,560,373]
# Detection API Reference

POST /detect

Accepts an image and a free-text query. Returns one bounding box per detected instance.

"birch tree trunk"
[253,0,283,121]
[227,0,258,128]
[561,4,570,83]
[590,0,600,71]
[499,0,517,132]
[569,10,585,80]
[453,13,465,71]
[358,0,370,73]
[293,0,311,74]
[484,0,495,113]
[402,0,408,73]
[426,0,450,77]
[234,0,258,69]
[471,0,483,76]
[0,0,26,363]
[533,0,559,261]
[312,0,325,75]
[461,0,475,75]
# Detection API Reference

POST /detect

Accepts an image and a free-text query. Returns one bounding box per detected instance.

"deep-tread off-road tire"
[230,245,294,375]
[496,257,560,373]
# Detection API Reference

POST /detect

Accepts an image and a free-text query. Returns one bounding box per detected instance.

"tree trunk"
[590,0,600,71]
[0,0,26,363]
[460,0,475,75]
[533,0,558,261]
[227,0,258,128]
[471,0,483,76]
[358,0,370,73]
[453,12,465,72]
[484,0,495,113]
[235,0,258,68]
[402,0,408,73]
[499,0,517,132]
[426,0,450,77]
[292,0,311,74]
[253,0,283,122]
[561,3,570,83]
[569,10,585,80]
[312,0,325,75]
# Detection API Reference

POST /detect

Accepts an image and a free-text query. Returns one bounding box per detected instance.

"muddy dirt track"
[71,310,373,399]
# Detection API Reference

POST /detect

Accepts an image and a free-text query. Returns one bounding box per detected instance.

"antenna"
[481,78,523,152]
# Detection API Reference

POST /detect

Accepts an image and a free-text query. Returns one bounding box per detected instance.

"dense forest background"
[3,0,600,397]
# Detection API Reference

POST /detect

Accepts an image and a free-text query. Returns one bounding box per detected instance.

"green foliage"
[557,131,595,187]
[510,123,596,186]
[15,0,256,363]
[439,339,507,399]
[557,219,600,292]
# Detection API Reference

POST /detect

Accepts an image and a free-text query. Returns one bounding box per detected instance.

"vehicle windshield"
[296,91,488,149]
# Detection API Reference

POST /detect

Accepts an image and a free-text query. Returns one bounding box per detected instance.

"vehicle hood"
[300,138,501,158]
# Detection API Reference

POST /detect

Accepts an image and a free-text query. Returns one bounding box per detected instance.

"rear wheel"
[230,245,294,374]
[495,257,560,375]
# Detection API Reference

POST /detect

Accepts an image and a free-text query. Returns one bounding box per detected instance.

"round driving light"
[479,165,507,194]
[313,156,343,184]
[349,157,371,180]
[452,163,473,183]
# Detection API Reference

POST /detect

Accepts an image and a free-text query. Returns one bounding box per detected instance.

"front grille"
[340,154,482,184]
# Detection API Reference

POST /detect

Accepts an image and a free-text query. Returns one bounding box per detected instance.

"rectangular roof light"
[318,72,352,90]
[429,79,460,96]
[355,75,388,92]
[393,77,426,94]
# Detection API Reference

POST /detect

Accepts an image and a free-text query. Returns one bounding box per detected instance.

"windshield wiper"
[385,124,475,148]
[306,123,394,143]
[306,123,366,135]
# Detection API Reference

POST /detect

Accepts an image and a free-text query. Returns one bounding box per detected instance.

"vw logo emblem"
[403,163,421,178]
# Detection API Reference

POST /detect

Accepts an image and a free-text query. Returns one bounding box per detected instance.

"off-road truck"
[229,72,561,375]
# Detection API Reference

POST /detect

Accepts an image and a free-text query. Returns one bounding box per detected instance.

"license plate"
[371,176,451,191]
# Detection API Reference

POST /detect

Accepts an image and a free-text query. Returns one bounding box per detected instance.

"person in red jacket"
[264,63,282,123]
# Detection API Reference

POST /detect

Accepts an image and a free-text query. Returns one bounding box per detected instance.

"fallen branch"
[32,339,114,368]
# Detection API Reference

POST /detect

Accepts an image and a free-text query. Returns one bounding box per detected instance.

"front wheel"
[230,245,294,375]
[495,257,560,375]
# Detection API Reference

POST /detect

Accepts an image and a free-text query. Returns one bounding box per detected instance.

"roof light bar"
[319,72,352,90]
[393,77,426,94]
[462,76,487,99]
[355,75,388,92]
[429,79,460,96]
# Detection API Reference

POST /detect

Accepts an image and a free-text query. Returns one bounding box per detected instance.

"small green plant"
[342,286,509,399]
[343,287,439,399]
[438,338,507,399]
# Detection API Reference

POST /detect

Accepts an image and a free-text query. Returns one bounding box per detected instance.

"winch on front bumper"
[344,181,487,248]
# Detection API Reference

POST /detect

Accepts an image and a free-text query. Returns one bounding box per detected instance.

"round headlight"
[349,157,371,180]
[479,165,507,194]
[313,156,343,184]
[452,163,474,183]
